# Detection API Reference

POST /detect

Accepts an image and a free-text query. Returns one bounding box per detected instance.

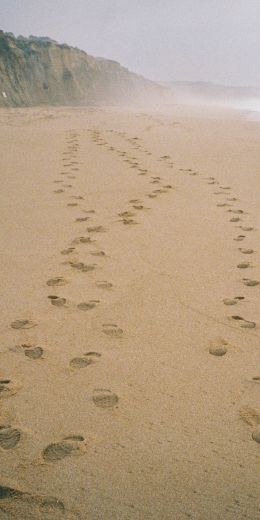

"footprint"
[237,262,250,269]
[46,277,68,287]
[102,324,123,337]
[71,236,94,245]
[96,280,113,289]
[118,211,135,218]
[243,279,259,287]
[67,203,78,207]
[69,357,94,368]
[87,225,106,233]
[209,338,228,356]
[54,189,64,194]
[0,379,11,392]
[121,218,138,225]
[240,321,256,329]
[11,320,37,330]
[70,262,96,272]
[70,261,85,270]
[0,486,23,499]
[84,351,101,359]
[61,247,75,255]
[233,235,245,242]
[48,296,66,307]
[0,380,17,400]
[223,298,238,306]
[133,204,145,210]
[24,346,43,359]
[0,485,66,518]
[230,217,241,222]
[0,426,21,449]
[239,406,260,444]
[153,188,168,194]
[231,315,256,328]
[75,217,90,222]
[77,301,99,311]
[240,226,254,232]
[92,389,119,408]
[239,248,254,254]
[42,436,86,462]
[91,251,106,257]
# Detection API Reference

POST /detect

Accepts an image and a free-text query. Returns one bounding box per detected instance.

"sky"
[1,0,260,86]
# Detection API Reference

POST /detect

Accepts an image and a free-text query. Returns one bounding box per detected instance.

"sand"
[0,105,259,520]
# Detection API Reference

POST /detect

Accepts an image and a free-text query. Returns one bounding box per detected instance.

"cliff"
[0,31,163,107]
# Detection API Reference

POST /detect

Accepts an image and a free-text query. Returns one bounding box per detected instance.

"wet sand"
[0,105,259,519]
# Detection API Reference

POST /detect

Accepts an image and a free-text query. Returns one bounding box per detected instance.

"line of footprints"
[177,168,259,328]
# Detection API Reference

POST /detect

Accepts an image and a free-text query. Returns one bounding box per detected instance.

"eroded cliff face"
[0,31,162,107]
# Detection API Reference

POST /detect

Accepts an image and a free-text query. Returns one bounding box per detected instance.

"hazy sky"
[1,0,260,86]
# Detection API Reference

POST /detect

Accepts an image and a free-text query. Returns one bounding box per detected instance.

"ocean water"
[230,99,260,120]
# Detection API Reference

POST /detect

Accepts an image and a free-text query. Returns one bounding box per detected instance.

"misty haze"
[0,2,259,520]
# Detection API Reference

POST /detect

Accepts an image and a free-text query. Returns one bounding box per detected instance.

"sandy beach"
[0,105,259,519]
